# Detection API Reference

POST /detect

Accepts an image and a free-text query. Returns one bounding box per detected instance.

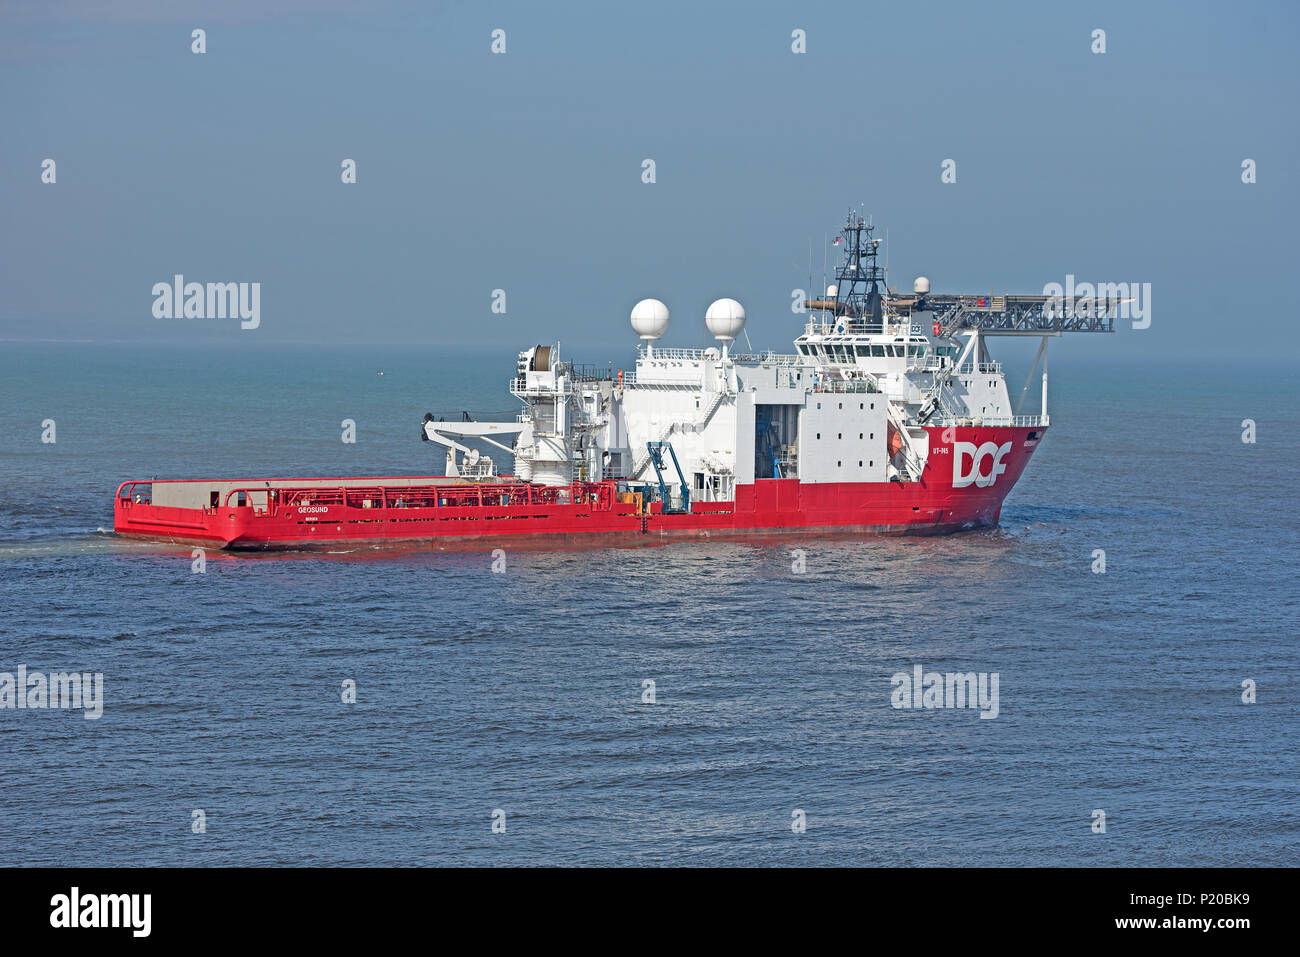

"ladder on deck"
[629,390,727,480]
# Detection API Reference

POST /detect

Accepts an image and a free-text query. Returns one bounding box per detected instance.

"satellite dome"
[630,298,670,340]
[826,284,839,297]
[705,297,746,342]
[913,276,931,295]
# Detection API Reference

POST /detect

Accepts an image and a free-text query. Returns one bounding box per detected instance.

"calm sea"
[0,342,1296,866]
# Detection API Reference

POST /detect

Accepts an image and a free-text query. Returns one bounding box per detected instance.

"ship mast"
[834,210,886,329]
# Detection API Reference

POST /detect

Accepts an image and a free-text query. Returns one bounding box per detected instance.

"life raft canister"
[887,422,905,457]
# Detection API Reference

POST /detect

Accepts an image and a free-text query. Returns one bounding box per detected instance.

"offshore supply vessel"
[114,212,1115,550]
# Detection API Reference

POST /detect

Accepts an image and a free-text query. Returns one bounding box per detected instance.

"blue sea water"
[0,342,1296,866]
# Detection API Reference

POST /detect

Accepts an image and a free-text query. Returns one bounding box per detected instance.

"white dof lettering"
[952,441,1012,488]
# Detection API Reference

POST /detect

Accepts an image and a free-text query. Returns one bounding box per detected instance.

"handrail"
[115,480,152,505]
[209,480,616,511]
[927,414,1047,428]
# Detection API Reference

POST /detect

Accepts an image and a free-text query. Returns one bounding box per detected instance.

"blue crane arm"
[646,441,691,513]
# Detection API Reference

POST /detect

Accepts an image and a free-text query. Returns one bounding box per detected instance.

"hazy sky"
[2,0,1297,360]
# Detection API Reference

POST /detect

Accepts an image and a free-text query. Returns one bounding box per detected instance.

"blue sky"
[2,0,1297,360]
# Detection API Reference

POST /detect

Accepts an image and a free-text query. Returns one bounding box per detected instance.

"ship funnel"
[631,298,670,356]
[705,298,746,358]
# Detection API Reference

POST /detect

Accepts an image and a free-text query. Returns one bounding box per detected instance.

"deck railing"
[927,414,1047,428]
[812,379,880,393]
[212,480,616,513]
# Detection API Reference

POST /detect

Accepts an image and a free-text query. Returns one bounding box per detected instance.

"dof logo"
[952,441,1012,488]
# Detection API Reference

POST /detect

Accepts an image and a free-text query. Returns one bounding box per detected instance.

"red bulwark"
[114,426,1043,550]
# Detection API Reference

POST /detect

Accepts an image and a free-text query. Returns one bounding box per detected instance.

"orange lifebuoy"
[617,369,623,387]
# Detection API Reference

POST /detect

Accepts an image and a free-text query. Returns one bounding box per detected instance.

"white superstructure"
[422,211,1119,506]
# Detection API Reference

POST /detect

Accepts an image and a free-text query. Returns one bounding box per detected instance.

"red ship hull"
[114,425,1043,550]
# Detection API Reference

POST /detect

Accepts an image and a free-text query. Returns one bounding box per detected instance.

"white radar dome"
[630,299,670,340]
[705,297,746,342]
[826,284,839,297]
[913,276,931,295]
